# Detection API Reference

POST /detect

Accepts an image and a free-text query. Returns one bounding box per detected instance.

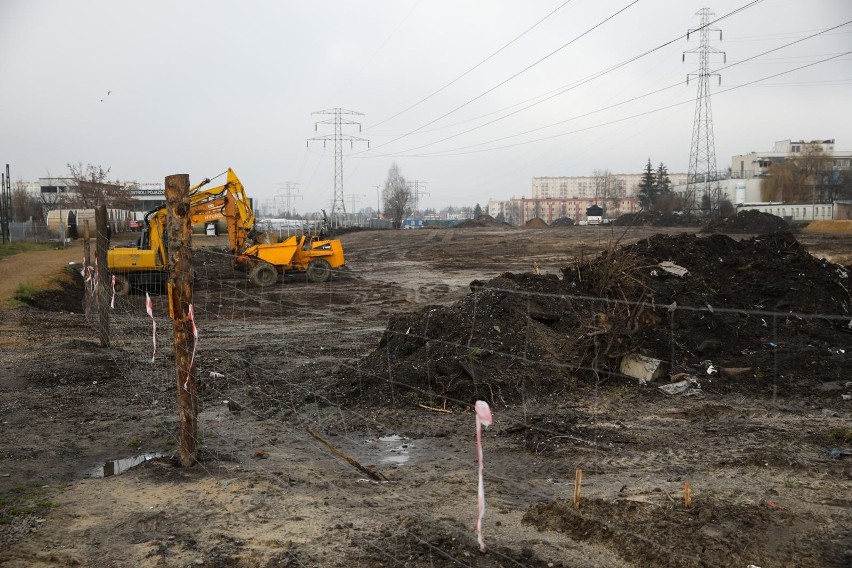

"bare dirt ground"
[1,224,850,567]
[0,245,81,302]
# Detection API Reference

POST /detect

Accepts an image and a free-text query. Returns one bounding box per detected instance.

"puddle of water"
[375,435,412,465]
[87,453,165,478]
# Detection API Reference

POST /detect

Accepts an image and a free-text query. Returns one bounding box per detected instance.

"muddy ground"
[1,224,851,567]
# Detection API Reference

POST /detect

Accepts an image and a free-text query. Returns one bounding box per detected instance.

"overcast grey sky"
[1,0,850,213]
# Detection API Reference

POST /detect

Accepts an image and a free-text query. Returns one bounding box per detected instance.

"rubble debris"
[658,377,702,396]
[620,354,667,384]
[656,261,688,277]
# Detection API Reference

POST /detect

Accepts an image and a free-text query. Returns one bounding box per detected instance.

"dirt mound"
[17,267,86,312]
[804,220,852,234]
[702,210,791,234]
[524,217,548,228]
[455,214,510,228]
[523,497,843,567]
[550,217,575,227]
[613,211,701,227]
[350,232,850,405]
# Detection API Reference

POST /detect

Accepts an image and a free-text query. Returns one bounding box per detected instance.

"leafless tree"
[66,162,136,208]
[761,143,832,203]
[382,162,412,229]
[593,169,626,213]
[11,180,42,221]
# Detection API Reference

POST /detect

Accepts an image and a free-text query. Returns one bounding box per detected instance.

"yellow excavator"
[107,168,345,293]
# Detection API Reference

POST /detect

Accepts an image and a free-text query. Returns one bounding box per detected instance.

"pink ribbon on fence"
[185,304,198,391]
[81,262,95,293]
[110,275,116,309]
[475,400,493,552]
[145,292,157,362]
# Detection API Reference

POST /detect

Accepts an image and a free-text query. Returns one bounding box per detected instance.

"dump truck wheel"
[306,258,332,283]
[249,263,278,287]
[114,275,131,296]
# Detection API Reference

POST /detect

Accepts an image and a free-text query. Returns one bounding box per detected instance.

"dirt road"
[1,225,850,567]
[0,246,81,303]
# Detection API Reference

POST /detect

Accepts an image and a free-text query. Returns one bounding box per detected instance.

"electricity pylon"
[307,108,369,227]
[684,7,725,215]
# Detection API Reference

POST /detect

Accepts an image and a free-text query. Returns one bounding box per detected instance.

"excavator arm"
[109,168,257,274]
[108,166,346,290]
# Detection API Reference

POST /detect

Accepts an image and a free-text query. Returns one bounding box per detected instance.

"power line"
[363,0,640,153]
[365,0,578,132]
[382,51,851,158]
[365,0,769,157]
[370,19,849,158]
[332,0,424,99]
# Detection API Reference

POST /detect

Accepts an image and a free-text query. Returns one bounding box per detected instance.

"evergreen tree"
[474,203,483,217]
[656,163,672,195]
[637,159,657,210]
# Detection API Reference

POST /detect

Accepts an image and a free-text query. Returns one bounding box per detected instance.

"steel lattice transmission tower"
[307,108,369,227]
[683,7,725,214]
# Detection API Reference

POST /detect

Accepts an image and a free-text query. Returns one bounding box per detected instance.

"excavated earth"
[1,224,851,568]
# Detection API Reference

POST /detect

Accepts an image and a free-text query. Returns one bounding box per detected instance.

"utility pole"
[307,108,369,228]
[347,193,365,226]
[407,180,429,216]
[276,181,302,216]
[0,171,7,244]
[684,7,725,215]
[373,184,382,220]
[1,165,11,243]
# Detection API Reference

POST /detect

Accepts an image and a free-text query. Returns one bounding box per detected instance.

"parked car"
[129,220,144,231]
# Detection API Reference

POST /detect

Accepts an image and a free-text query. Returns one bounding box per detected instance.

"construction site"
[1,211,850,567]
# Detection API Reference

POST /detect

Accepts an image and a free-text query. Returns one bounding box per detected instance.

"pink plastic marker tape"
[145,292,156,362]
[186,304,198,390]
[475,400,493,552]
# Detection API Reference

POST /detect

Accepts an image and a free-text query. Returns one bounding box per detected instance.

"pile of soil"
[702,210,791,234]
[523,497,843,568]
[613,211,702,227]
[550,217,575,227]
[804,220,852,234]
[350,232,850,405]
[524,217,549,228]
[454,215,510,228]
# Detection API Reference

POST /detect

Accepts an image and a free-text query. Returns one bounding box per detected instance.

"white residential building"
[531,172,689,199]
[731,139,852,179]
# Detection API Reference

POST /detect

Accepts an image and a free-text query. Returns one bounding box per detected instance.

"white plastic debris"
[658,378,702,396]
[657,261,688,277]
[209,371,225,379]
[620,354,667,384]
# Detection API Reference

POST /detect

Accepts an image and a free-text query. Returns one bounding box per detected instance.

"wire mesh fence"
[83,231,851,566]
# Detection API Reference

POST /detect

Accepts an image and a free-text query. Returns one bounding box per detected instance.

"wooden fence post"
[83,220,92,321]
[165,174,197,468]
[95,206,110,347]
